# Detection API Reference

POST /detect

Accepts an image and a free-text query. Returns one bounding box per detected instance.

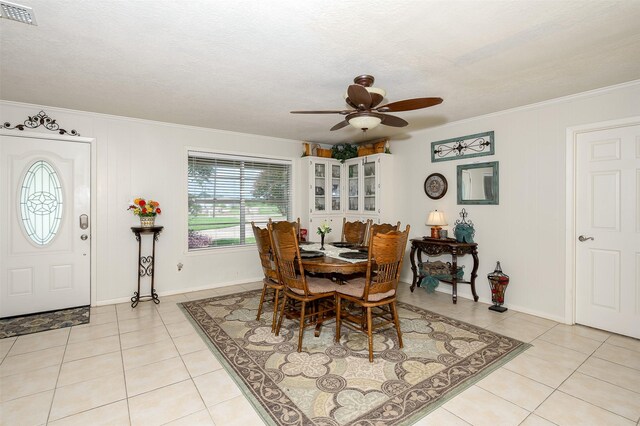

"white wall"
[3,80,639,316]
[394,80,640,321]
[0,101,301,305]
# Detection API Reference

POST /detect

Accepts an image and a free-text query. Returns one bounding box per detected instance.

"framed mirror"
[457,161,499,205]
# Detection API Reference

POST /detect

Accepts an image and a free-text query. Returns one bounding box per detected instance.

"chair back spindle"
[365,221,400,246]
[363,225,410,302]
[252,223,279,283]
[341,218,370,245]
[269,221,309,297]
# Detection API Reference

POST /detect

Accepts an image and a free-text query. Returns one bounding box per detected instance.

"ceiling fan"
[290,75,443,131]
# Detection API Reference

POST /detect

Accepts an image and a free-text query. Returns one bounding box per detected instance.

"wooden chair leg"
[298,301,306,352]
[391,301,403,348]
[335,295,341,343]
[256,283,268,321]
[367,307,374,362]
[275,294,288,336]
[271,288,280,333]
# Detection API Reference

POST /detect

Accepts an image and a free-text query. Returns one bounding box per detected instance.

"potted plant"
[331,143,358,163]
[128,197,161,227]
[317,222,332,250]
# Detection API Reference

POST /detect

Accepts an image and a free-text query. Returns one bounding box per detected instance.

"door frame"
[564,116,640,325]
[0,130,97,306]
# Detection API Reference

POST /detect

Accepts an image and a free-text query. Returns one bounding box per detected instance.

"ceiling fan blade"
[290,110,349,114]
[347,85,372,109]
[381,114,409,127]
[376,97,443,112]
[330,120,350,131]
[369,93,384,108]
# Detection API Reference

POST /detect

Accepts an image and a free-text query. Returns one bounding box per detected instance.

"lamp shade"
[426,210,447,226]
[347,112,382,130]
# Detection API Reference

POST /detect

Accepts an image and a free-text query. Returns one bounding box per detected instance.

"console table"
[130,226,163,308]
[409,237,479,304]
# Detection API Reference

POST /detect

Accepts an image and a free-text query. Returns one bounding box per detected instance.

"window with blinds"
[188,151,292,249]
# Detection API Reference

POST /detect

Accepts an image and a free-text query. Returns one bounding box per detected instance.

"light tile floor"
[1,282,639,426]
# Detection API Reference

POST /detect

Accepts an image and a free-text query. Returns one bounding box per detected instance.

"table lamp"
[426,210,447,238]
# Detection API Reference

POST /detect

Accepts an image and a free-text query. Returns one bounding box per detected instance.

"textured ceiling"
[1,0,639,144]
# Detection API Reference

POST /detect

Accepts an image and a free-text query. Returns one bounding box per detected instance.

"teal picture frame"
[457,161,499,205]
[431,131,494,162]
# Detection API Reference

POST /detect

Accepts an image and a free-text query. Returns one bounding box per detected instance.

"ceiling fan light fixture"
[347,112,382,130]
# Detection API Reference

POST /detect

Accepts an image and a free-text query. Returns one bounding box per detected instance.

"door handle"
[578,235,594,242]
[79,214,89,229]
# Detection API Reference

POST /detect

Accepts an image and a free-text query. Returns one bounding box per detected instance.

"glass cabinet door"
[363,159,376,213]
[348,163,359,212]
[314,163,326,212]
[331,164,341,212]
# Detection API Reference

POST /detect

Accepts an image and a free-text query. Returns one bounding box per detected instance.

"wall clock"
[424,173,448,200]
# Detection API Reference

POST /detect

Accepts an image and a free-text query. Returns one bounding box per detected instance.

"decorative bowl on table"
[332,242,356,248]
[298,250,324,259]
[339,251,368,260]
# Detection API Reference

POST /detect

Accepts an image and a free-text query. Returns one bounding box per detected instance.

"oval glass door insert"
[20,160,64,245]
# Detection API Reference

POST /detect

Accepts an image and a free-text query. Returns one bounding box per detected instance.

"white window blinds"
[188,151,292,249]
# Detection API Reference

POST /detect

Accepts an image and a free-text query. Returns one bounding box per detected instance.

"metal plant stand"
[130,226,163,308]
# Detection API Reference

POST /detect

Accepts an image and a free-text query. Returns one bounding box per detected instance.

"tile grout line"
[45,328,71,425]
[45,308,128,424]
[528,337,640,424]
[158,301,213,423]
[517,412,560,426]
[441,407,473,425]
[554,389,640,423]
[0,338,17,364]
[116,304,134,426]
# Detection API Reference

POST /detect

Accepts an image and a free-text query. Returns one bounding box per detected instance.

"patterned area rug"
[181,290,528,426]
[0,306,90,339]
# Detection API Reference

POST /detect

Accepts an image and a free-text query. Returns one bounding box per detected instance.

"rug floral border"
[180,289,530,426]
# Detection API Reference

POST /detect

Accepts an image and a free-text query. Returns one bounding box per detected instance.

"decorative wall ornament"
[453,208,475,243]
[431,131,494,162]
[2,110,81,136]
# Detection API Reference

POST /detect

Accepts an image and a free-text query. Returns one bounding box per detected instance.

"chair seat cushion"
[290,276,338,296]
[336,277,395,302]
[264,277,283,288]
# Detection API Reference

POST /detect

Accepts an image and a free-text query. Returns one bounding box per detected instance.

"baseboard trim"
[94,277,263,307]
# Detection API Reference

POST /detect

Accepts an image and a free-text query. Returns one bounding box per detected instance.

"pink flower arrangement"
[128,198,161,217]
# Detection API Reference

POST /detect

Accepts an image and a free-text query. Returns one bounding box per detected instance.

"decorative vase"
[320,233,325,250]
[488,261,510,312]
[140,215,155,228]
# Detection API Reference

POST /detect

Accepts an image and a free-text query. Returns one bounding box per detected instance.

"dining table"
[298,242,369,275]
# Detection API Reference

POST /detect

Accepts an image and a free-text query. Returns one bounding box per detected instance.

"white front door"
[0,134,91,317]
[575,124,640,338]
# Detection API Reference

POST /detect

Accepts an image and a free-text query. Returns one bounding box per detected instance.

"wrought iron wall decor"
[2,110,80,136]
[431,131,494,162]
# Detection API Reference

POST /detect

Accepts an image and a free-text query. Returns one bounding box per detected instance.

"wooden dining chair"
[271,217,302,241]
[363,221,401,246]
[269,221,338,352]
[341,218,371,245]
[335,225,410,362]
[252,222,284,332]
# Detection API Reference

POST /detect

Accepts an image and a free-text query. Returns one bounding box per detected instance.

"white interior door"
[576,124,640,338]
[0,134,91,317]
